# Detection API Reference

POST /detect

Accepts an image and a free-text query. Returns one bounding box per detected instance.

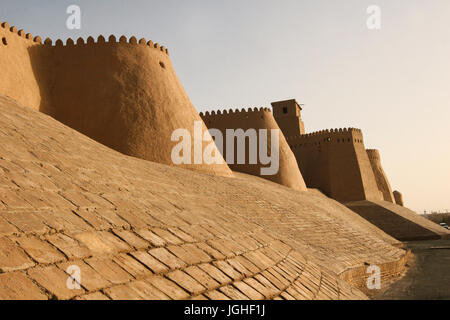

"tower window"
[283,107,288,114]
[2,37,7,45]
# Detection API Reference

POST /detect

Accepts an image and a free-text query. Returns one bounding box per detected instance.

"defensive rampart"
[200,108,307,191]
[286,129,384,202]
[0,21,231,177]
[366,149,395,203]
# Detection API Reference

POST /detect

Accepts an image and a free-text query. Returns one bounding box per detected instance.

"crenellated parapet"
[44,35,169,55]
[285,128,364,149]
[199,106,307,191]
[0,20,169,55]
[0,20,44,45]
[282,124,383,202]
[0,18,234,178]
[200,107,271,118]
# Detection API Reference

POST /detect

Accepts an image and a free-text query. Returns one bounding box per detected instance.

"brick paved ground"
[0,96,407,300]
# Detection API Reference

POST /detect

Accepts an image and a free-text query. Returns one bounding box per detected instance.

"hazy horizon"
[1,0,449,213]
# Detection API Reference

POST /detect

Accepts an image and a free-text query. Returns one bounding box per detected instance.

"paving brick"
[207,239,235,257]
[114,210,148,228]
[46,233,91,259]
[93,208,130,229]
[0,271,47,300]
[36,209,92,233]
[112,253,152,278]
[146,276,189,300]
[15,235,65,264]
[148,247,187,270]
[0,237,35,272]
[58,261,111,292]
[130,251,168,274]
[261,246,284,262]
[237,236,260,251]
[204,290,231,300]
[243,250,275,270]
[234,255,260,274]
[271,264,295,282]
[85,257,133,285]
[134,228,166,247]
[166,244,210,265]
[195,242,226,260]
[59,190,94,208]
[0,211,48,234]
[233,281,265,300]
[213,260,244,281]
[182,244,212,263]
[113,229,149,249]
[151,228,183,245]
[265,267,291,288]
[72,208,111,230]
[280,291,296,300]
[168,227,195,243]
[166,270,206,295]
[260,270,286,290]
[74,231,130,255]
[129,280,170,300]
[243,277,276,299]
[0,189,32,209]
[104,284,144,300]
[0,215,17,236]
[180,225,214,241]
[76,292,110,300]
[254,274,280,296]
[28,265,84,299]
[219,285,249,300]
[292,281,316,299]
[198,263,232,285]
[226,258,253,277]
[184,265,220,290]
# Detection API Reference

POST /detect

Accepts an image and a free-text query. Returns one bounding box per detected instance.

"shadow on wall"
[25,35,232,177]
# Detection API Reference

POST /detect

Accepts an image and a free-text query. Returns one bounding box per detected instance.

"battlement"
[1,20,44,44]
[199,107,272,118]
[0,20,169,55]
[45,35,169,55]
[285,128,364,149]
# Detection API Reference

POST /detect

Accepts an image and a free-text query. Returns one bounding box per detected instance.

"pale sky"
[1,0,449,213]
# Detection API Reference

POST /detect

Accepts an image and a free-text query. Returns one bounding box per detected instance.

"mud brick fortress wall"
[200,108,307,191]
[366,149,395,203]
[286,129,383,202]
[271,100,389,203]
[0,21,231,177]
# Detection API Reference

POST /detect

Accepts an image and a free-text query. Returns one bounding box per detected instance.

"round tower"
[28,35,232,176]
[393,191,404,207]
[366,149,395,203]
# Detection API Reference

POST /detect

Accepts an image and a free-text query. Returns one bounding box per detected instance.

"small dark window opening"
[159,61,166,69]
[2,37,7,46]
[283,107,288,114]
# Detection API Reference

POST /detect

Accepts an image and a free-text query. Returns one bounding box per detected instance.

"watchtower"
[271,99,305,136]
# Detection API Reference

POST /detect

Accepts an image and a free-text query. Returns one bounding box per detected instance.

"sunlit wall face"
[1,0,449,213]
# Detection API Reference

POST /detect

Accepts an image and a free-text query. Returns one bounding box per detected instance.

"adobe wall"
[0,22,42,110]
[366,149,395,203]
[393,191,404,206]
[287,129,384,202]
[0,21,231,177]
[271,99,305,136]
[347,200,450,241]
[200,108,307,191]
